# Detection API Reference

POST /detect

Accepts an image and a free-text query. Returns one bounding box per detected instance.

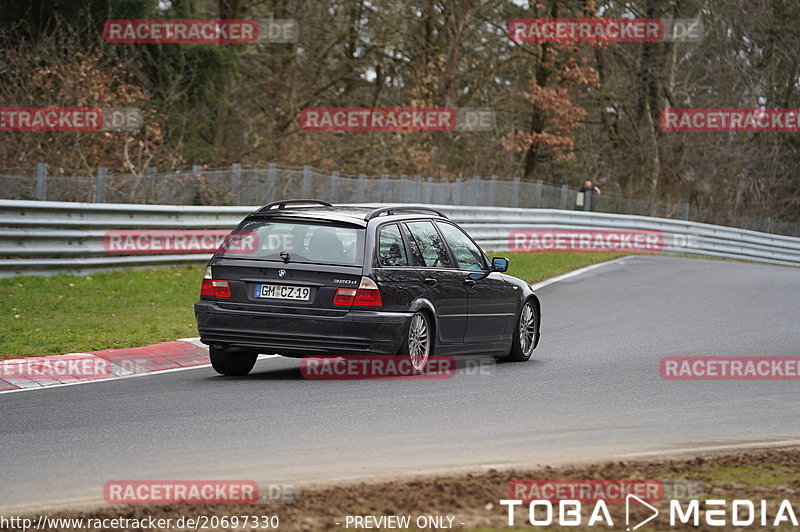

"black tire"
[209,346,258,376]
[507,300,537,362]
[399,311,432,372]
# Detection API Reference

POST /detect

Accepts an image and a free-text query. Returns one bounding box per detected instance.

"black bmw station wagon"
[195,200,541,375]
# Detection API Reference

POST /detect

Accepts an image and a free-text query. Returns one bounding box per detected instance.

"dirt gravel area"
[4,447,800,531]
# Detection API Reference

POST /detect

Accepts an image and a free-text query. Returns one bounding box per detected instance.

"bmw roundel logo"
[277,269,286,278]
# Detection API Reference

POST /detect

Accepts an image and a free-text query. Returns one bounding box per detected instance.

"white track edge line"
[0,354,280,396]
[529,256,630,291]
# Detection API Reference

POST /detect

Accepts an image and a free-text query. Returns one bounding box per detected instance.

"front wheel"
[209,346,258,376]
[400,311,431,372]
[507,300,537,362]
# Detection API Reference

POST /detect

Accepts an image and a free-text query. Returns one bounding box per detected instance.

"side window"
[406,221,451,268]
[377,224,408,267]
[401,224,425,267]
[436,222,486,271]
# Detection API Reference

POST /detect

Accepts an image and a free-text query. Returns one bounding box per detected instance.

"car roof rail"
[364,206,448,221]
[255,199,333,213]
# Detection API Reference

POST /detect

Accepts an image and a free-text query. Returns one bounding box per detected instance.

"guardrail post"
[302,165,312,197]
[35,162,48,201]
[231,163,242,204]
[145,167,156,203]
[559,184,568,209]
[191,165,202,204]
[436,176,446,204]
[763,216,772,233]
[453,178,462,204]
[533,180,543,208]
[414,174,422,202]
[680,202,689,220]
[489,175,498,206]
[379,174,388,202]
[329,171,339,202]
[357,173,367,202]
[471,176,480,205]
[267,163,277,200]
[401,174,409,201]
[96,167,107,203]
[425,177,435,204]
[512,177,520,208]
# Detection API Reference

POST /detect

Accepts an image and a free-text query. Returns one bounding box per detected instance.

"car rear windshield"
[221,219,364,266]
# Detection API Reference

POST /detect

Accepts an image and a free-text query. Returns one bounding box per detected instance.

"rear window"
[222,219,364,266]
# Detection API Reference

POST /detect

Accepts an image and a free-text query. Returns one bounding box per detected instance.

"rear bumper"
[194,300,411,356]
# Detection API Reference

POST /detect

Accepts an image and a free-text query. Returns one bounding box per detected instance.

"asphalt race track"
[2,256,799,513]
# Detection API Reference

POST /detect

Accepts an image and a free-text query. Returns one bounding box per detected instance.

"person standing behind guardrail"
[575,180,601,211]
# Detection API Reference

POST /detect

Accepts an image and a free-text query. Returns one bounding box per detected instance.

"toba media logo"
[500,496,799,529]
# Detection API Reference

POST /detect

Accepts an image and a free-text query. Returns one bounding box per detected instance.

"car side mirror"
[491,257,509,272]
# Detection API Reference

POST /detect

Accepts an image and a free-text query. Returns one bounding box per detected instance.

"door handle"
[463,278,476,287]
[424,277,439,287]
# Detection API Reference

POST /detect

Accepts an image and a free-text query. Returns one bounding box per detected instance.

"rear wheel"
[209,346,258,376]
[507,300,537,362]
[401,311,431,372]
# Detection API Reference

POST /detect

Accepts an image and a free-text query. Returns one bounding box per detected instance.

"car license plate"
[255,284,311,301]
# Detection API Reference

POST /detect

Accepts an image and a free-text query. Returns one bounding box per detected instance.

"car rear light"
[200,266,231,298]
[353,276,383,306]
[333,277,383,307]
[333,288,358,306]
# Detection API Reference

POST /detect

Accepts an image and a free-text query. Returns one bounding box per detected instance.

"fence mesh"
[1,163,797,237]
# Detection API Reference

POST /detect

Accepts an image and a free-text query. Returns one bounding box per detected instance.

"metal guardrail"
[1,199,799,277]
[5,162,800,238]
